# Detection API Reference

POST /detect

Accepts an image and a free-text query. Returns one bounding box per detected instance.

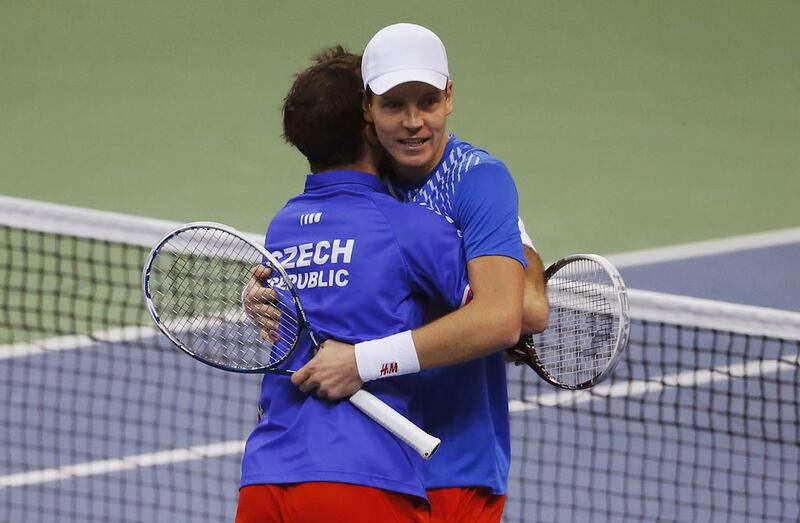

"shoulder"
[367,192,458,235]
[452,157,517,203]
[265,197,298,235]
[365,194,461,258]
[449,137,513,185]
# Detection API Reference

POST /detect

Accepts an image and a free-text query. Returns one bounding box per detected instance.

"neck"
[394,162,431,181]
[315,156,378,177]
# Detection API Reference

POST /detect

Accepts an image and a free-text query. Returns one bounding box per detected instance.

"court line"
[3,353,796,489]
[0,440,244,489]
[509,353,798,412]
[0,326,157,360]
[607,226,800,268]
[7,286,800,360]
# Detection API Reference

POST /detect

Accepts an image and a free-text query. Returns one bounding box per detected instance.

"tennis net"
[2,195,798,522]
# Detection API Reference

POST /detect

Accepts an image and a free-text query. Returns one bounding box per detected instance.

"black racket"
[142,222,441,458]
[508,254,630,390]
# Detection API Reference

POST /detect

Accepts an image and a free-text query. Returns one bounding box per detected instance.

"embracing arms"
[290,248,547,399]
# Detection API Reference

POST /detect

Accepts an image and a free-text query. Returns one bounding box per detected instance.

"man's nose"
[402,106,423,130]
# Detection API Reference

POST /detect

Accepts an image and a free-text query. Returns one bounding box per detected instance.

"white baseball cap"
[362,23,449,95]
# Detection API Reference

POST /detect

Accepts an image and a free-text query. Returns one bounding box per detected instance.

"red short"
[235,482,430,523]
[428,487,506,523]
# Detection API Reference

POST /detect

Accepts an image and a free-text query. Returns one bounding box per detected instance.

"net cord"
[0,194,264,247]
[629,288,800,342]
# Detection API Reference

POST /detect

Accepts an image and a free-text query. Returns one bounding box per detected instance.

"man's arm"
[412,255,522,368]
[521,246,548,335]
[291,255,524,398]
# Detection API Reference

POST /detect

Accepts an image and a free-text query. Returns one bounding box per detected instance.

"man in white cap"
[292,23,548,523]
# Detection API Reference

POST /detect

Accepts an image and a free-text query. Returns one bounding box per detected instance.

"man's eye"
[420,98,439,109]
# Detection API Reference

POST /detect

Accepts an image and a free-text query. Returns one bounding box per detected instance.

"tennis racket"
[508,253,630,390]
[142,221,441,459]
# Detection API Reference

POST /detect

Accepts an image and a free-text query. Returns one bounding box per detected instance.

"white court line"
[607,226,800,268]
[0,325,158,360]
[509,353,799,413]
[4,354,797,489]
[0,440,244,489]
[0,308,249,360]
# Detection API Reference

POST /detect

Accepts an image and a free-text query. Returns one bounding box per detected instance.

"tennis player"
[292,24,548,523]
[235,47,473,523]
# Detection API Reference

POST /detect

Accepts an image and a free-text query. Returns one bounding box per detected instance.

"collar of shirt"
[304,169,390,195]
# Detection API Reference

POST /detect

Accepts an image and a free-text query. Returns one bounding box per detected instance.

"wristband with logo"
[354,330,420,382]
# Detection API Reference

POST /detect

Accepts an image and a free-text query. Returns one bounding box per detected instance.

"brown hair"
[282,46,365,173]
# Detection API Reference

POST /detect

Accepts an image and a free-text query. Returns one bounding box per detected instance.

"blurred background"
[3,4,800,522]
[3,0,798,259]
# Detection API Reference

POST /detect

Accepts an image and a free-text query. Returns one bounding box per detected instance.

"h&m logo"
[300,212,322,225]
[379,362,399,377]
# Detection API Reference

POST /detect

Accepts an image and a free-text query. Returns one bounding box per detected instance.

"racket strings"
[535,258,622,386]
[148,227,302,370]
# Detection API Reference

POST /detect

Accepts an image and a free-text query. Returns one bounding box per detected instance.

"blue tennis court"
[2,215,798,522]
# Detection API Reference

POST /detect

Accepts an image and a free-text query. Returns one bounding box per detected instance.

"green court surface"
[2,1,798,258]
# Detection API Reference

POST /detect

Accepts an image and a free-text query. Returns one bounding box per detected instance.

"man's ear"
[362,96,374,123]
[364,122,379,146]
[445,80,454,116]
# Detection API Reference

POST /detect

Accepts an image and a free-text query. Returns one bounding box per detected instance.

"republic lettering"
[290,269,349,290]
[334,269,349,286]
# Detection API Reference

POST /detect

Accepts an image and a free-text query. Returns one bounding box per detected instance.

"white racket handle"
[348,389,441,459]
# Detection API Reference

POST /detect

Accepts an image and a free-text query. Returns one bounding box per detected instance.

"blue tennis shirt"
[240,170,469,499]
[393,134,524,495]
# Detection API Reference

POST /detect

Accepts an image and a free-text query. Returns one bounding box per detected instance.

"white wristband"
[354,330,420,382]
[518,216,535,251]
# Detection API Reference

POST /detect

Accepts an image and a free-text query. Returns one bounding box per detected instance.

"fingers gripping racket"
[509,254,630,390]
[142,222,441,459]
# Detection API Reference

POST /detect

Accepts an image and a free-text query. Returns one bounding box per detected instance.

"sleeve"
[518,216,536,251]
[451,161,527,267]
[392,205,471,311]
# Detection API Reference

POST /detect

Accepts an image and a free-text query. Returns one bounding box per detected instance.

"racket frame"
[531,253,630,390]
[143,221,302,373]
[142,221,441,458]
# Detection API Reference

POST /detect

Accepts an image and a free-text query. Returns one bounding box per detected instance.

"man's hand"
[505,334,537,370]
[242,265,281,341]
[291,340,363,401]
[521,247,548,334]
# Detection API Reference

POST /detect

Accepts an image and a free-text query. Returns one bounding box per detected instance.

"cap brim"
[367,69,448,95]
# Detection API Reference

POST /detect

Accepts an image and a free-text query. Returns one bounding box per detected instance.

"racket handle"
[348,389,441,460]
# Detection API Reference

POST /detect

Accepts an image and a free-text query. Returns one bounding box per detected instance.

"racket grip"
[348,389,441,460]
